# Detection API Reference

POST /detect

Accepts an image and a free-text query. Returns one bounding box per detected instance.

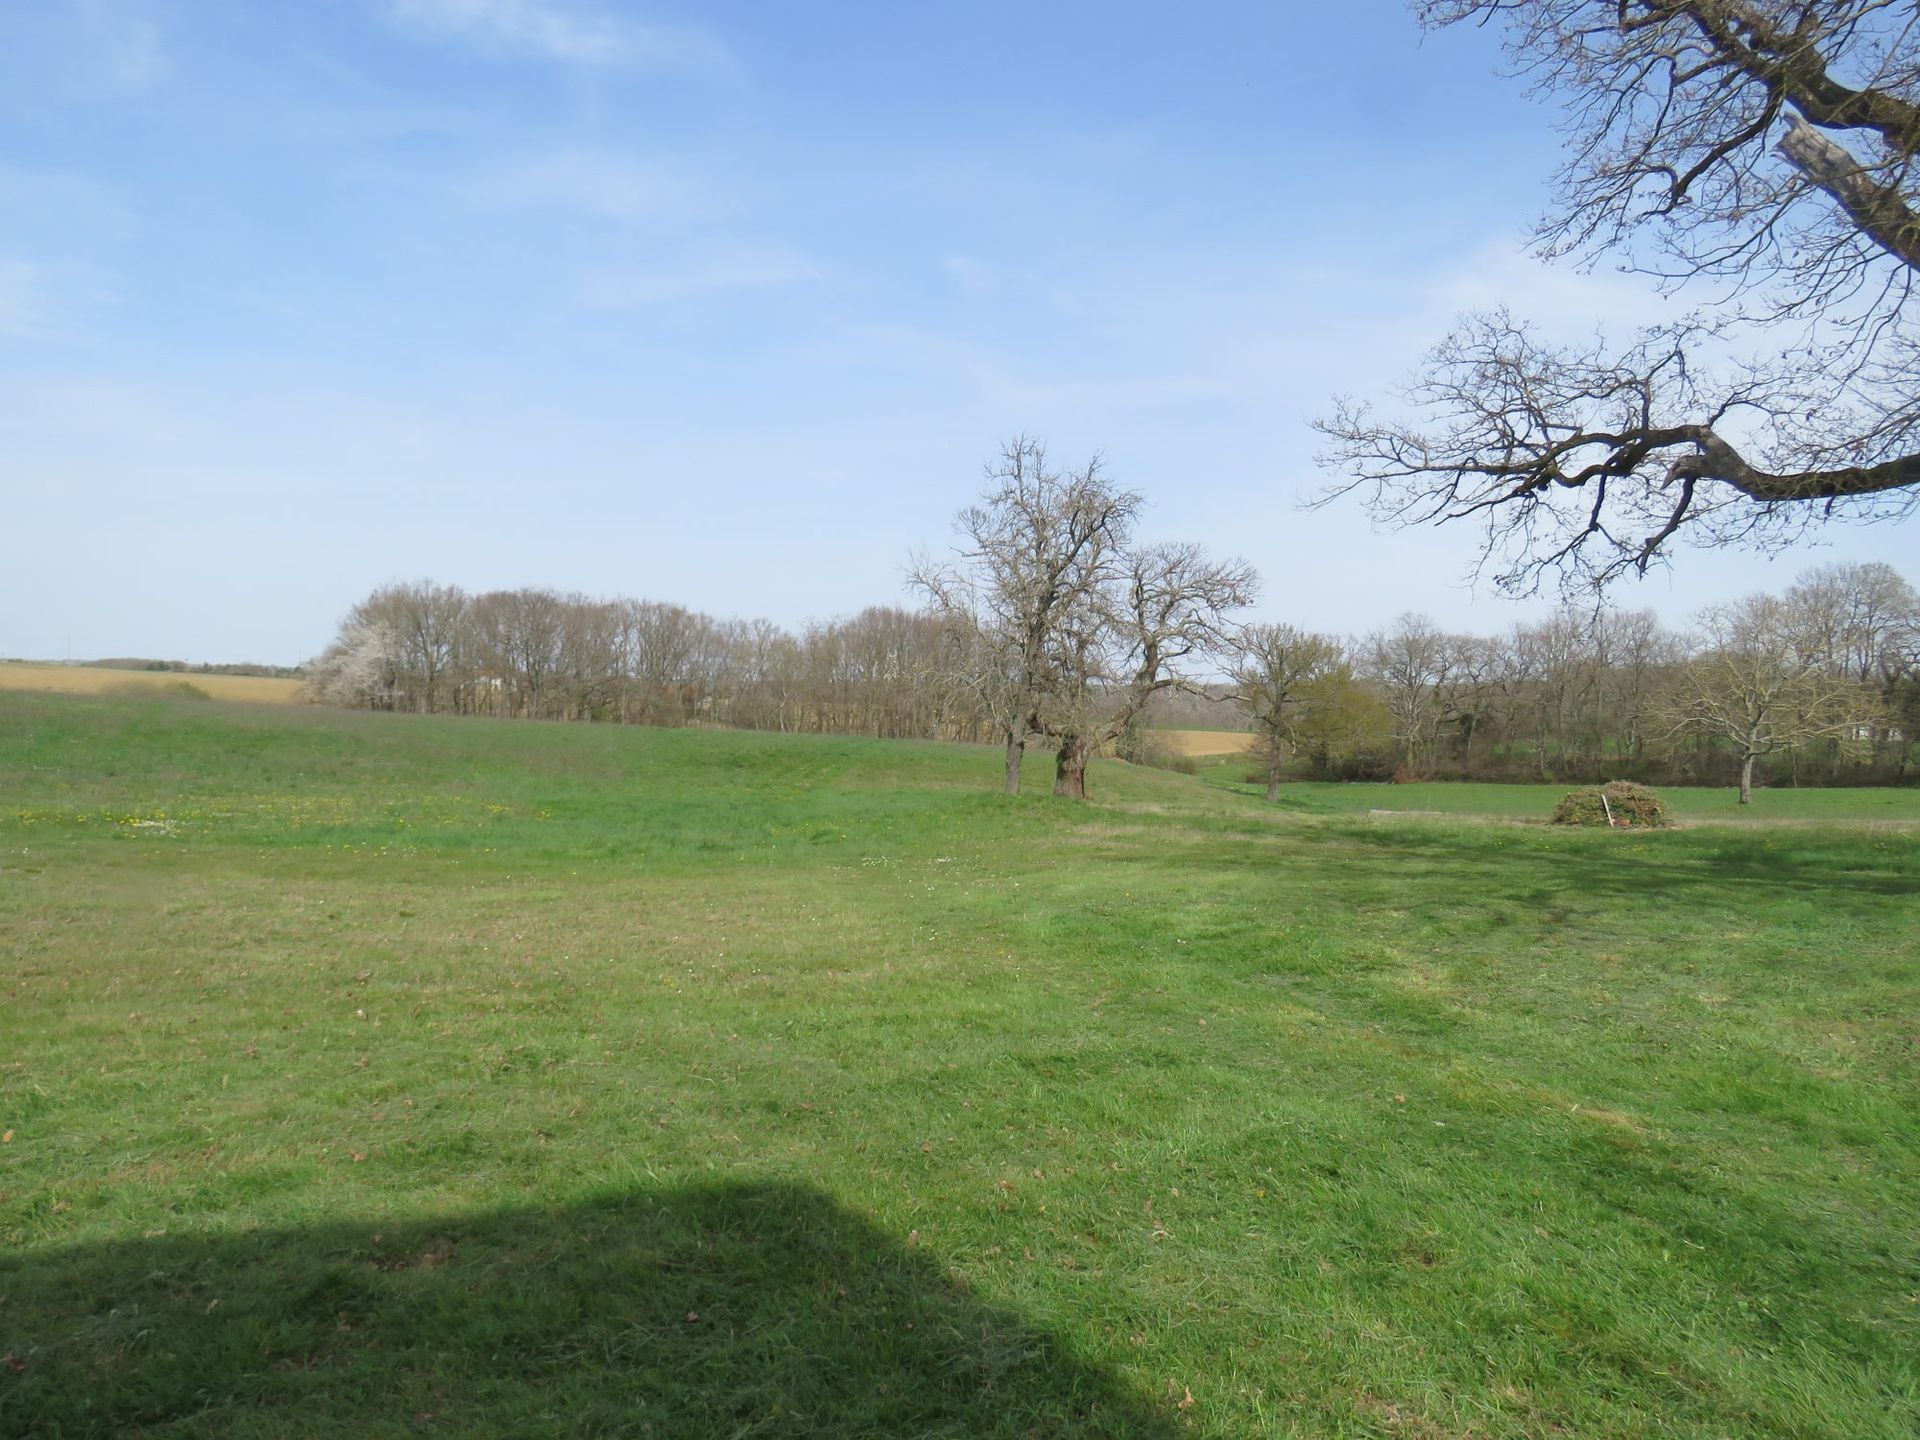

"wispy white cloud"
[1420,240,1675,339]
[0,259,50,337]
[940,255,1001,298]
[388,0,731,73]
[574,243,818,307]
[456,149,810,306]
[0,256,116,337]
[0,169,129,337]
[461,149,716,225]
[0,166,136,246]
[69,0,167,89]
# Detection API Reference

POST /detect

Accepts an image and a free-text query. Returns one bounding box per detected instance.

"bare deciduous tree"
[1669,590,1886,802]
[1786,558,1920,767]
[1232,624,1346,801]
[1320,2,1920,591]
[1364,613,1455,775]
[1787,560,1920,683]
[329,581,468,714]
[1038,542,1257,798]
[913,437,1141,794]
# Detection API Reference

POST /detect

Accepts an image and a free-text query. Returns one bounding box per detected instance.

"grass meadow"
[1190,760,1920,826]
[2,692,1916,1437]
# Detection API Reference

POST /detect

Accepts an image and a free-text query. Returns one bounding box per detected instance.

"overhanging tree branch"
[1332,2,1920,588]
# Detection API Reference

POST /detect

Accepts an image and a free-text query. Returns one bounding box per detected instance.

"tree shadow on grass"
[1325,821,1920,905]
[2,1182,1178,1439]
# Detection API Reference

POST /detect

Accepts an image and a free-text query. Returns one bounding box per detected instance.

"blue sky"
[2,0,1908,663]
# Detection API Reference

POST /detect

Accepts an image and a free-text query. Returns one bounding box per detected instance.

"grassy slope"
[2,693,1917,1438]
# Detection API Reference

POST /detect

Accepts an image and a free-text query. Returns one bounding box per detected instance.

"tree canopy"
[1320,1,1920,591]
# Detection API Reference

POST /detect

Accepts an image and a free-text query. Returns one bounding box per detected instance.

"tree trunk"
[1739,752,1755,805]
[1053,734,1090,799]
[1003,734,1024,795]
[1265,754,1281,804]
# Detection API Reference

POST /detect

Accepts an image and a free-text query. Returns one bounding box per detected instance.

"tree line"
[1237,560,1918,801]
[307,438,1261,800]
[306,438,1916,800]
[305,588,977,742]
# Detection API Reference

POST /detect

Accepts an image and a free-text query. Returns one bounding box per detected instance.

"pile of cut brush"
[1550,781,1669,829]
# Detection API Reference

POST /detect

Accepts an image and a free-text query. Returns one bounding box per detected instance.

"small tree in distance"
[915,438,1255,799]
[911,436,1140,795]
[1668,591,1887,803]
[1232,624,1346,801]
[1039,542,1257,798]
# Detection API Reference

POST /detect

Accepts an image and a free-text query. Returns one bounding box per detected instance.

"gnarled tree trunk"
[1053,734,1091,798]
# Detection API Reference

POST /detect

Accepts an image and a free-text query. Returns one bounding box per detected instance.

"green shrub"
[1551,780,1669,828]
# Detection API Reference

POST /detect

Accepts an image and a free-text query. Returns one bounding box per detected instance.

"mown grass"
[3,692,1917,1437]
[1193,760,1920,824]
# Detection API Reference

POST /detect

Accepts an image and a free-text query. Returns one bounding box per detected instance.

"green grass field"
[1193,759,1920,825]
[3,692,1917,1437]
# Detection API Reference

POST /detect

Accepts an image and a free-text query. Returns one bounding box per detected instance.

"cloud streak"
[0,258,52,337]
[69,0,168,89]
[574,243,818,307]
[388,0,731,74]
[460,149,716,225]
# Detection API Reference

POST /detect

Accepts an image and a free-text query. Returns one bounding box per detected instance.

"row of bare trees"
[1234,562,1919,799]
[305,587,987,741]
[306,439,1261,801]
[306,442,1915,801]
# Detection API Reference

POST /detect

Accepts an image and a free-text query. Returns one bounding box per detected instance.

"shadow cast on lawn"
[2,1181,1178,1439]
[1329,821,1920,904]
[1101,813,1917,924]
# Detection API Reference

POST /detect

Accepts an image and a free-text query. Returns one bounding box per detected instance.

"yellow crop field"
[1154,728,1255,757]
[0,664,304,704]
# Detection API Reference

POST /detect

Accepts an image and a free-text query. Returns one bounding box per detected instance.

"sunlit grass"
[1193,758,1920,824]
[3,692,1916,1437]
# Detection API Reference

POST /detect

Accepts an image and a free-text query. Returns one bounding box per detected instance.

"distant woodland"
[79,659,305,679]
[307,560,1919,790]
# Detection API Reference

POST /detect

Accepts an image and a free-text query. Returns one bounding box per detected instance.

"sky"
[2,0,1912,665]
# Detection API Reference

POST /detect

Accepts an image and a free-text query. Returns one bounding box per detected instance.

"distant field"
[1154,727,1255,756]
[3,691,1917,1437]
[1195,763,1920,824]
[0,662,303,703]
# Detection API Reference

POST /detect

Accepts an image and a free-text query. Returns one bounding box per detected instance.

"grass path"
[3,693,1917,1437]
